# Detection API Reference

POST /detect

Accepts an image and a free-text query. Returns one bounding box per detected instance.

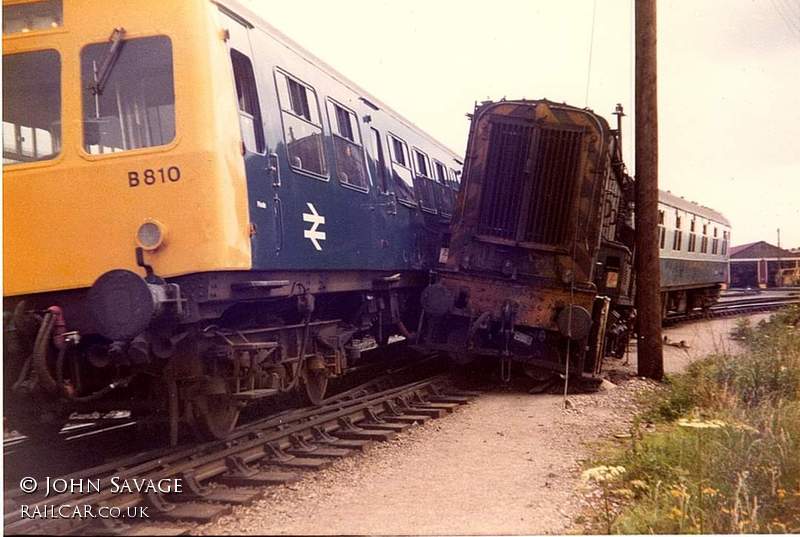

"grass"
[582,306,800,533]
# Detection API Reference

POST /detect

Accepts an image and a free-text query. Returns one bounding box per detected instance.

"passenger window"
[672,230,682,251]
[230,49,265,154]
[412,149,435,212]
[388,134,414,204]
[327,99,367,190]
[369,127,388,193]
[449,168,461,190]
[434,161,447,184]
[413,149,430,178]
[275,70,327,177]
[3,49,61,164]
[81,35,175,154]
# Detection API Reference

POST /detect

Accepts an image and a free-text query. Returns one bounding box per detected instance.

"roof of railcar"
[659,189,730,227]
[215,0,462,161]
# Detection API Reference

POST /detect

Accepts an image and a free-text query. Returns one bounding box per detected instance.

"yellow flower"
[581,465,627,483]
[670,487,689,498]
[670,507,683,518]
[630,479,648,490]
[702,487,718,496]
[777,489,786,499]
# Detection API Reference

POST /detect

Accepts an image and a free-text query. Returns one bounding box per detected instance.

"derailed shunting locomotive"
[418,99,731,381]
[419,99,637,379]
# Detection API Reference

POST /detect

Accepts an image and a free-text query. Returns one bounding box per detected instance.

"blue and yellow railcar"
[3,0,461,440]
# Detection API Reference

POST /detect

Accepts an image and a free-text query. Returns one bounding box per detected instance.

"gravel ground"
[197,314,765,535]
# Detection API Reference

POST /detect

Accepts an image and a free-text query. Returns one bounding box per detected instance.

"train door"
[218,8,279,262]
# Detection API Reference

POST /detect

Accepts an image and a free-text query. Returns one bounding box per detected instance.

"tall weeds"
[586,306,800,533]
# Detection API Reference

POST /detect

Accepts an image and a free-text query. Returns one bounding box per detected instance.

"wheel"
[302,367,329,405]
[186,377,240,440]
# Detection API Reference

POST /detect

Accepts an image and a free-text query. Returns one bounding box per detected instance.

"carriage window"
[675,214,681,229]
[369,127,388,193]
[449,168,461,190]
[3,49,61,164]
[81,36,175,154]
[672,230,682,251]
[413,149,430,177]
[712,238,719,255]
[388,134,414,204]
[275,70,326,177]
[690,219,696,232]
[327,99,367,189]
[434,161,447,184]
[230,49,265,153]
[658,210,665,225]
[287,78,311,121]
[688,233,697,252]
[3,0,62,35]
[659,226,666,249]
[389,135,408,167]
[701,236,708,253]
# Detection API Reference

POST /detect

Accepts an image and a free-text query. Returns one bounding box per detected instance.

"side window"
[672,230,682,251]
[449,168,461,190]
[230,49,265,154]
[412,148,435,212]
[327,99,367,190]
[659,226,666,249]
[369,127,388,193]
[3,49,61,164]
[275,70,327,177]
[434,159,454,216]
[433,161,447,184]
[413,149,430,178]
[388,134,414,204]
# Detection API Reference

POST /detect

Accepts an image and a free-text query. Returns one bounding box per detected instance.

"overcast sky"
[244,0,800,249]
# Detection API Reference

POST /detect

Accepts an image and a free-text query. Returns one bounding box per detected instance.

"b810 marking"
[128,166,181,187]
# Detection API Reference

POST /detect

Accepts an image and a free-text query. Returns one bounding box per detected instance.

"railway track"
[4,372,476,536]
[663,293,800,326]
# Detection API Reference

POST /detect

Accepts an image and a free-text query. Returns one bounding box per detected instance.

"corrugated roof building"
[728,241,800,288]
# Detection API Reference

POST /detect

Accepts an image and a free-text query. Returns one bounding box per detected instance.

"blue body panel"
[223,8,461,274]
[660,258,727,290]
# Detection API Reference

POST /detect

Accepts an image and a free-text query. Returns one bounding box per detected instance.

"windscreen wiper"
[88,27,126,96]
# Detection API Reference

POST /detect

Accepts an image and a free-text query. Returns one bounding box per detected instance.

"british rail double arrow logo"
[303,203,326,251]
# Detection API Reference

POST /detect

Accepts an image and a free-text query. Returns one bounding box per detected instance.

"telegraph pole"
[635,0,664,380]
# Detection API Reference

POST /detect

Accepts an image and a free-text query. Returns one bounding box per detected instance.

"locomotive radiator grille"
[478,117,584,247]
[478,119,534,239]
[523,127,584,246]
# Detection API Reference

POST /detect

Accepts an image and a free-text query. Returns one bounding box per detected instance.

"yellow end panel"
[3,1,252,296]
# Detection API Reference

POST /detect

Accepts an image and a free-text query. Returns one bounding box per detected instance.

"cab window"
[81,35,175,154]
[3,49,61,164]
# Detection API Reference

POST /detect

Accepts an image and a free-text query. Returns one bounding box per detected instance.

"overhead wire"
[584,0,598,107]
